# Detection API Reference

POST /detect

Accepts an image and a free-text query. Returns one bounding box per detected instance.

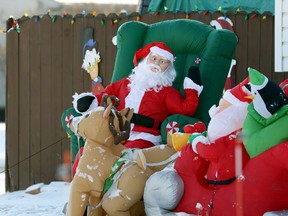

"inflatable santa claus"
[73,41,203,149]
[144,77,252,215]
[185,77,251,186]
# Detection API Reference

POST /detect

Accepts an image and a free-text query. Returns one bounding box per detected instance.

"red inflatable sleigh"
[174,141,288,216]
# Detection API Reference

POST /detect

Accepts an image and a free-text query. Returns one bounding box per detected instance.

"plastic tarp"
[148,0,274,15]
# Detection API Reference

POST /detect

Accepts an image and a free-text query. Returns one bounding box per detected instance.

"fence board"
[247,14,261,71]
[18,17,31,190]
[40,15,53,183]
[6,30,19,191]
[29,16,41,185]
[62,15,74,110]
[61,15,74,174]
[234,13,249,83]
[6,12,284,191]
[51,15,65,181]
[73,14,85,93]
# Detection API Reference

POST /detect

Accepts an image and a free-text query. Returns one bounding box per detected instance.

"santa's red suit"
[96,76,199,149]
[191,130,250,184]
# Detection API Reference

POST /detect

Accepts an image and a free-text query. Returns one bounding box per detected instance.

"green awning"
[148,0,274,15]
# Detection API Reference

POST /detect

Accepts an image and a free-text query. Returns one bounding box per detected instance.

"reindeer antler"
[109,107,132,145]
[109,116,131,145]
[100,94,131,145]
[100,93,120,108]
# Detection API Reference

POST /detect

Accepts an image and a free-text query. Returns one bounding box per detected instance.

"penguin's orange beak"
[245,95,254,100]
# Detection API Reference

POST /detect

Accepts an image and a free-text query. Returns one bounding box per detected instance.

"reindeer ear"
[120,108,134,122]
[103,103,113,118]
[127,108,134,122]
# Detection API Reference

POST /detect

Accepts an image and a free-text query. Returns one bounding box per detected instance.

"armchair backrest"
[112,19,237,125]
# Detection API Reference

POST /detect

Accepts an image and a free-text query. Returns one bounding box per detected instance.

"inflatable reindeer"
[65,96,153,216]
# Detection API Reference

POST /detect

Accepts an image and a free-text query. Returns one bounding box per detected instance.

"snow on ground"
[0,181,70,216]
[0,172,4,195]
[0,123,5,195]
[0,123,71,216]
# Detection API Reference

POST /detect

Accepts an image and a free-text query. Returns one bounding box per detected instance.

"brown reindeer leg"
[102,165,153,216]
[66,180,89,216]
[87,196,104,216]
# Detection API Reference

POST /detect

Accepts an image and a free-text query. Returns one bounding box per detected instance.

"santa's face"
[129,55,176,92]
[147,53,171,73]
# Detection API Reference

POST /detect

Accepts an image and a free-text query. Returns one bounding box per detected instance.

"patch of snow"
[0,123,5,195]
[0,181,70,216]
[25,183,44,193]
[0,123,5,168]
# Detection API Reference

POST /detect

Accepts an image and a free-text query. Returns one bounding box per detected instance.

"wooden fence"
[5,11,288,191]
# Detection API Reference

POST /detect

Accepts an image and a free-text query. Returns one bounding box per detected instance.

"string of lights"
[0,7,271,34]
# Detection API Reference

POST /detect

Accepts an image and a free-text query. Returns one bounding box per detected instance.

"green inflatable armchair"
[112,19,237,143]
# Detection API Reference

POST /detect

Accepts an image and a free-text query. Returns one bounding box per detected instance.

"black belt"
[131,113,162,130]
[207,177,236,185]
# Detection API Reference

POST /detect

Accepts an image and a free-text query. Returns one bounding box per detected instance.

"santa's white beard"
[128,58,176,92]
[207,104,248,142]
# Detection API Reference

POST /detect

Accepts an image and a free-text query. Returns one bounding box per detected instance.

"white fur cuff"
[191,135,209,154]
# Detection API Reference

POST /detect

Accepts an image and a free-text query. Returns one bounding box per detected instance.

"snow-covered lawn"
[0,172,5,195]
[0,123,71,216]
[0,123,5,195]
[0,181,70,216]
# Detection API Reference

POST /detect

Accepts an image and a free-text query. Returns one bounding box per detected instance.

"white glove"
[183,77,203,96]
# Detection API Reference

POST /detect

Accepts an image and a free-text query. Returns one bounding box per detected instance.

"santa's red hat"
[133,41,175,66]
[223,77,252,106]
[210,17,234,32]
[279,79,288,97]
